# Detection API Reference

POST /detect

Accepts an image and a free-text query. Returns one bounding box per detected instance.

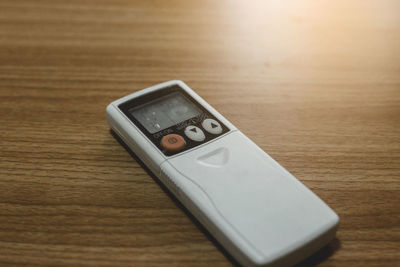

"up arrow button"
[202,119,223,135]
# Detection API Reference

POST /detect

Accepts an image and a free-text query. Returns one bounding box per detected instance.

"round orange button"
[161,134,185,152]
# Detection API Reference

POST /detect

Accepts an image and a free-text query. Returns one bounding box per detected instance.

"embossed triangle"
[197,147,229,167]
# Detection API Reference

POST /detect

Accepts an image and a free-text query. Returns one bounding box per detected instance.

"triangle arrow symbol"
[211,122,218,128]
[190,128,197,133]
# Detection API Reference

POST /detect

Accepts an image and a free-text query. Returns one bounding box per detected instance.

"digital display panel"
[129,92,202,134]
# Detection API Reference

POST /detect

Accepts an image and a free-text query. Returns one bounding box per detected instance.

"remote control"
[106,80,339,266]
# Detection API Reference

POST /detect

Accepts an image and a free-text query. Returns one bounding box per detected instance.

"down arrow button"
[184,126,205,142]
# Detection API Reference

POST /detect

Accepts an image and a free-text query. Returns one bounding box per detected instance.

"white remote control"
[106,80,339,266]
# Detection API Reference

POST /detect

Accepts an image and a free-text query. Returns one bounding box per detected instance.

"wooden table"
[1,1,399,266]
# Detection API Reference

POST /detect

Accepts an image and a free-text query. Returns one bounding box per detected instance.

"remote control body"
[106,80,339,266]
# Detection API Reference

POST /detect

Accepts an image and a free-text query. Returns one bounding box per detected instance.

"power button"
[161,134,186,152]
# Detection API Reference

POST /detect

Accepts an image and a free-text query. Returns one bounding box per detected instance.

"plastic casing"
[106,80,339,267]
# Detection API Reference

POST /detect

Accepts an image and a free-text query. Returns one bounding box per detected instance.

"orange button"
[161,134,185,152]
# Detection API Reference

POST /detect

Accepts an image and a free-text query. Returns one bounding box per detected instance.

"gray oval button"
[202,119,222,135]
[184,125,205,142]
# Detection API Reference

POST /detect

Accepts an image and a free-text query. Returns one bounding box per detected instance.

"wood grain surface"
[1,0,399,266]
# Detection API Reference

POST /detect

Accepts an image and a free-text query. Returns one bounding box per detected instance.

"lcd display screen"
[129,92,202,134]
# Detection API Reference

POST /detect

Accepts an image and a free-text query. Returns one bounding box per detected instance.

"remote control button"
[202,119,222,135]
[184,125,205,142]
[161,134,185,152]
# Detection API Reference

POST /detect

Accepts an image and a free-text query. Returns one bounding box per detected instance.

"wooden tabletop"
[1,0,399,266]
